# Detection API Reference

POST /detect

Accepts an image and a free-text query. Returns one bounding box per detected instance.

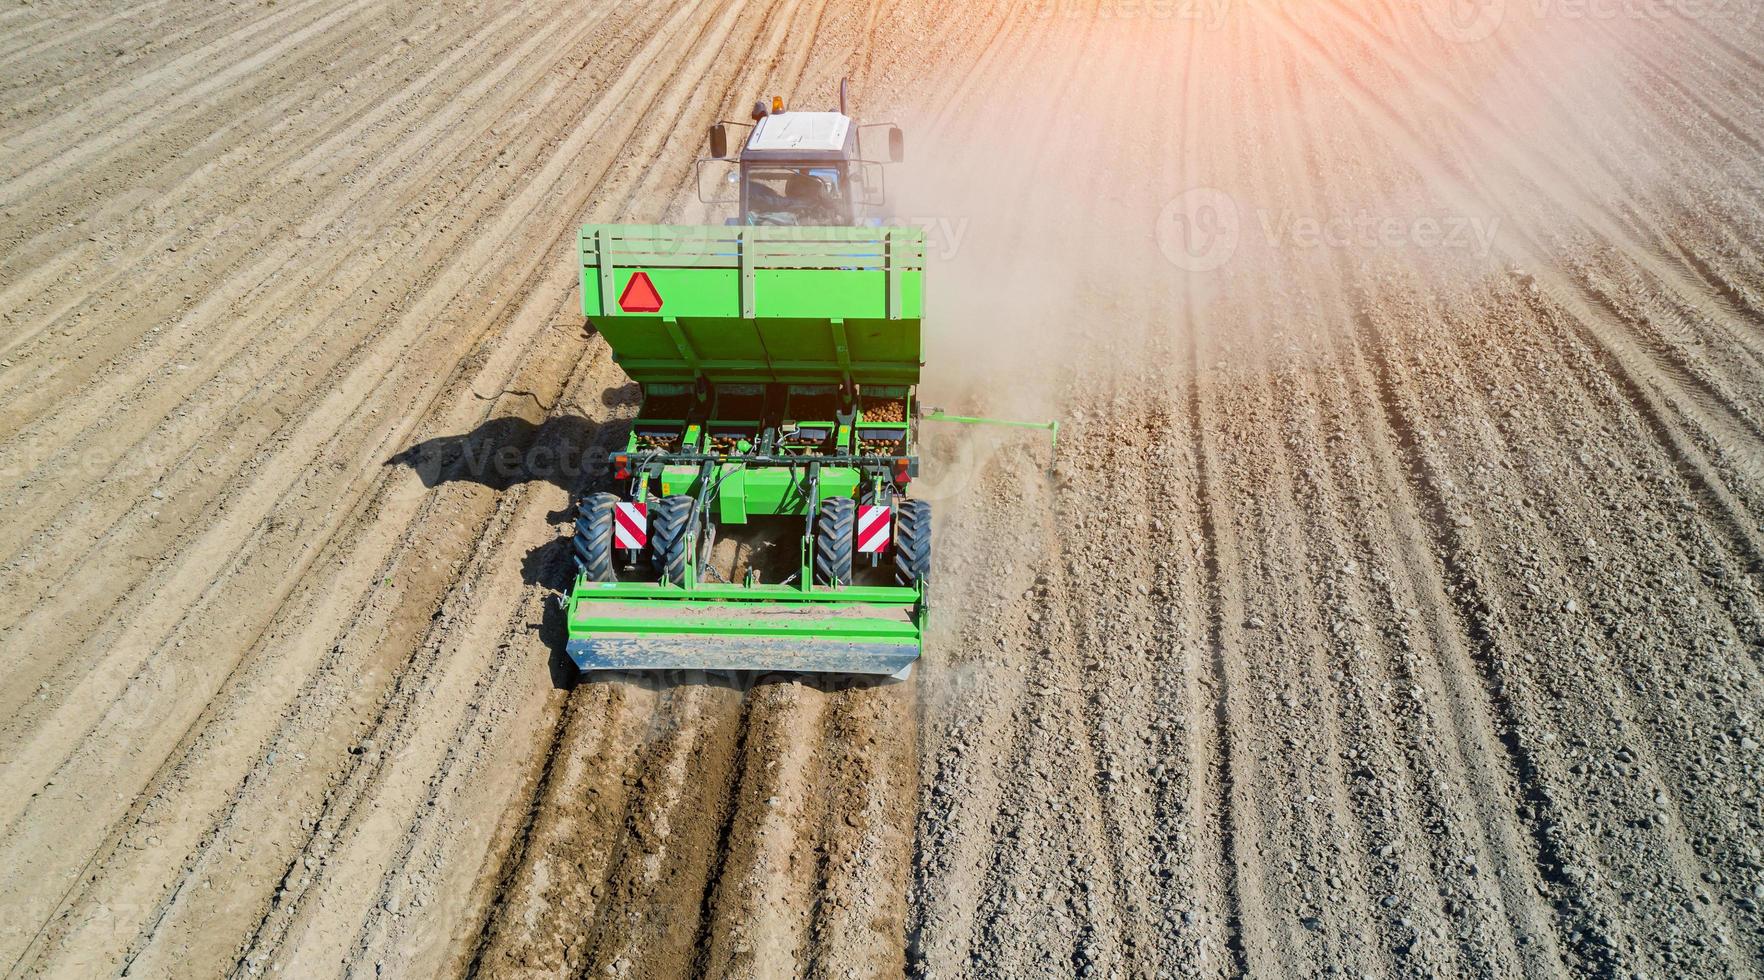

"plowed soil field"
[3,0,1763,977]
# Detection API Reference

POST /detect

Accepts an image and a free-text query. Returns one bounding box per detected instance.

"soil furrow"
[1354,300,1629,973]
[6,2,1764,977]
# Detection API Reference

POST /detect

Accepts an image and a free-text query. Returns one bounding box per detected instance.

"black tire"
[572,493,619,583]
[893,498,931,586]
[650,495,695,587]
[814,496,855,586]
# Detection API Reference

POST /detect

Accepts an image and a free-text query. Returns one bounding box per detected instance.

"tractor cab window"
[745,166,847,225]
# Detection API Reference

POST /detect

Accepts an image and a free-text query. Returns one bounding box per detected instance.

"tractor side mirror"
[888,125,904,163]
[709,123,729,160]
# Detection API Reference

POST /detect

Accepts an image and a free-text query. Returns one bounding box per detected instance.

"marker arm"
[922,410,1060,454]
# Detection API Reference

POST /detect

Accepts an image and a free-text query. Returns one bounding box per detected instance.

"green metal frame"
[566,223,929,676]
[568,582,923,634]
[564,580,927,675]
[923,410,1060,453]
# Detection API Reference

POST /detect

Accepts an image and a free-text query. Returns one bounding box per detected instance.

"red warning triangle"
[617,271,663,313]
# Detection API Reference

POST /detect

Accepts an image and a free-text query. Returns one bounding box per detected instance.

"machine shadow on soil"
[385,413,619,494]
[386,409,630,689]
[386,410,904,695]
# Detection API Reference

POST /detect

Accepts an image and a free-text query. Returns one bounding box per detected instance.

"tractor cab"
[703,85,903,227]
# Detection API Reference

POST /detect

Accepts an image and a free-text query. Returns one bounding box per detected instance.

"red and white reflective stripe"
[856,504,892,553]
[613,502,648,549]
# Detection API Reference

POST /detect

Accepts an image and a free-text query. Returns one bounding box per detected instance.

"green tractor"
[564,86,1053,678]
[564,87,929,678]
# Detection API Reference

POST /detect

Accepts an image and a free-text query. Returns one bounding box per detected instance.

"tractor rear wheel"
[650,495,695,587]
[814,497,855,586]
[893,499,931,586]
[572,492,619,583]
